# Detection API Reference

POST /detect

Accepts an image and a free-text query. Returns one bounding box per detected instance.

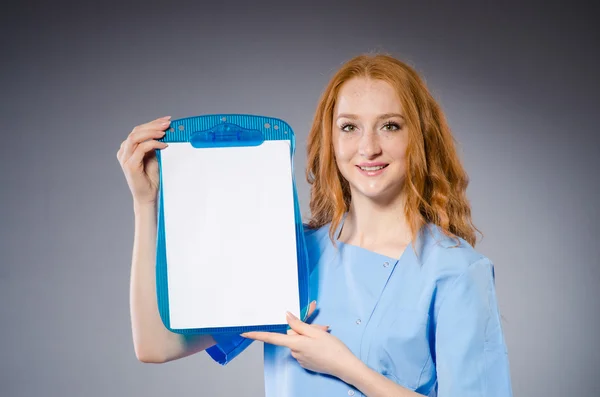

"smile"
[359,165,386,171]
[356,164,389,176]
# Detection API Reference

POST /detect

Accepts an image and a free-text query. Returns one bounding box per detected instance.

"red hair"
[305,54,480,247]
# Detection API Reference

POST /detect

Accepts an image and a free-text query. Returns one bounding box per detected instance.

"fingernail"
[160,121,170,126]
[160,116,171,120]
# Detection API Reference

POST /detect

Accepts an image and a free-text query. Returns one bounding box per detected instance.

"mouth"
[358,165,388,171]
[356,163,389,176]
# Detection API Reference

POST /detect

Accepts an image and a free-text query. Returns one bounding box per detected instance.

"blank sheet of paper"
[159,140,300,329]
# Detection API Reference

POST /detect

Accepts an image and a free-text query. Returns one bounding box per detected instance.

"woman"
[117,54,513,396]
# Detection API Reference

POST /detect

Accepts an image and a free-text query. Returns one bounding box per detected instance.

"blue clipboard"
[154,114,310,335]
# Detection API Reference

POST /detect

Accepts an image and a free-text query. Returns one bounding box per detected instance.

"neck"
[339,192,412,248]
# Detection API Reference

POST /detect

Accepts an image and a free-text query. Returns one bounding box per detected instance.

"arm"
[434,258,513,396]
[119,118,250,365]
[130,201,216,363]
[243,258,512,396]
[343,257,514,397]
[339,359,423,397]
[242,312,423,397]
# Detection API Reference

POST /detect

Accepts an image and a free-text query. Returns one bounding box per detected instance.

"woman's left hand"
[241,305,359,379]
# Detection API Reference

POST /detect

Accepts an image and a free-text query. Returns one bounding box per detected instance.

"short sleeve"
[434,258,513,396]
[205,333,254,365]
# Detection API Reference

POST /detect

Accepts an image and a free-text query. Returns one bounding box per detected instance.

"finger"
[145,115,172,126]
[241,331,301,348]
[130,119,171,144]
[287,312,321,338]
[125,139,168,169]
[122,121,170,162]
[122,125,168,162]
[313,324,329,332]
[305,300,317,320]
[287,323,328,336]
[118,116,170,161]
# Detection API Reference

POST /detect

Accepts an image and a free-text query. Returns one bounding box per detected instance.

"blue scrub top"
[206,222,513,396]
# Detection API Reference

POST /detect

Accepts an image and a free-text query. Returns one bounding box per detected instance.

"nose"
[358,130,382,159]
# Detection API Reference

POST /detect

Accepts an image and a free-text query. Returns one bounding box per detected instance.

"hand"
[241,301,359,379]
[117,116,171,206]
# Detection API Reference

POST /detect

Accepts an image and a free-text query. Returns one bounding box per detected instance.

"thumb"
[287,312,320,337]
[305,300,317,320]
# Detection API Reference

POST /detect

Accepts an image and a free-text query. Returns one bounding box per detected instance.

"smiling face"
[332,77,409,205]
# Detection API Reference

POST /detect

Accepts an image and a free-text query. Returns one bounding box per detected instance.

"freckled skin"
[332,78,409,206]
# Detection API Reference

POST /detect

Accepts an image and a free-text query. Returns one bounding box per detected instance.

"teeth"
[360,165,385,171]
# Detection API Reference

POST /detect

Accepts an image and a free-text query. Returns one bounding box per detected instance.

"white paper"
[160,140,300,329]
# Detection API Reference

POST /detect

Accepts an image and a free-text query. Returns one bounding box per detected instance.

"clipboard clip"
[189,122,265,148]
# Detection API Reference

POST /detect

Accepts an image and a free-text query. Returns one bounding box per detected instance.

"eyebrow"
[336,113,405,120]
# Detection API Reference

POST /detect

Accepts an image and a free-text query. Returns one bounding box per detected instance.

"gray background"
[1,1,598,396]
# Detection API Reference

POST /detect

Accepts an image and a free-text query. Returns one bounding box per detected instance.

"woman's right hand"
[117,116,171,206]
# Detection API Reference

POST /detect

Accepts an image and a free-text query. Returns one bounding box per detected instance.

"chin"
[340,166,405,204]
[350,184,402,203]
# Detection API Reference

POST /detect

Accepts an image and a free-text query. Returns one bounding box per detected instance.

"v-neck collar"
[333,212,410,263]
[331,212,443,266]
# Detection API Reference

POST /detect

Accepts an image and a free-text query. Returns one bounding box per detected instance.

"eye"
[382,121,401,131]
[340,123,357,132]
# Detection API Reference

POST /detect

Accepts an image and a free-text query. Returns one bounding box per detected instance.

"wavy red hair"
[305,54,480,247]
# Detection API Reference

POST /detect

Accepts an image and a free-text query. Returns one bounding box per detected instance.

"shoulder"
[418,224,496,305]
[418,224,497,313]
[419,223,492,278]
[302,222,332,251]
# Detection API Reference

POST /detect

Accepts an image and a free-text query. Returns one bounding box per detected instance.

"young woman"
[117,54,513,397]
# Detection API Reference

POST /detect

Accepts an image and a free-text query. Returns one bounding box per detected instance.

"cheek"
[384,138,408,163]
[333,137,356,163]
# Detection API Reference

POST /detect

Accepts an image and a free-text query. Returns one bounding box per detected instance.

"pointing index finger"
[241,331,300,348]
